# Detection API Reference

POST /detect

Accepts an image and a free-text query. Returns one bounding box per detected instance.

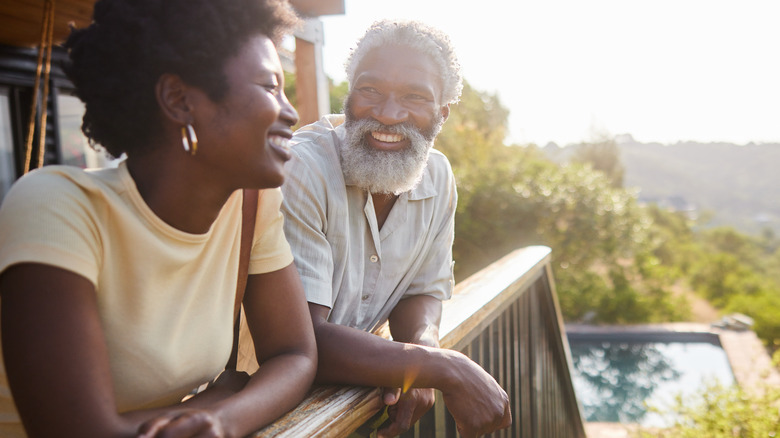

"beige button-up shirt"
[281,115,457,332]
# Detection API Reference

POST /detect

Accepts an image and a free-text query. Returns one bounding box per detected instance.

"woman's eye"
[262,84,280,94]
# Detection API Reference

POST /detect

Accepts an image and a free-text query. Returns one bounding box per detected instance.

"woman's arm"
[1,263,142,437]
[1,262,316,438]
[195,263,318,438]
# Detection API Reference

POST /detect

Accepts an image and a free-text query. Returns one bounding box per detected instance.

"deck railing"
[252,246,586,437]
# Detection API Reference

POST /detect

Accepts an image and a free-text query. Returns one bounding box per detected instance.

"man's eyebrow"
[404,83,436,96]
[355,74,436,95]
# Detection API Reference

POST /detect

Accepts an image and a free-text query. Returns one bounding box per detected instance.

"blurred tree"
[571,134,625,188]
[435,81,685,323]
[329,78,349,114]
[642,382,780,438]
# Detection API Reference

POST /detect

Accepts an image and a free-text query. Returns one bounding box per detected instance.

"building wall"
[0,44,111,201]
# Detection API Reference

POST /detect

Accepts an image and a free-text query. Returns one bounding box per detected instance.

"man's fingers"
[500,401,512,429]
[395,399,415,431]
[377,422,402,438]
[456,424,476,438]
[377,412,412,438]
[382,387,401,405]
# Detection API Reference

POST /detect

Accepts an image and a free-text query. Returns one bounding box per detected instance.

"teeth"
[269,135,290,151]
[371,131,404,143]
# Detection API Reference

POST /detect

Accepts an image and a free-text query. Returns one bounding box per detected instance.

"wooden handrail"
[252,246,586,437]
[439,245,553,351]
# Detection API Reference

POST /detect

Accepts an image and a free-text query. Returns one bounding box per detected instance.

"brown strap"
[226,189,258,370]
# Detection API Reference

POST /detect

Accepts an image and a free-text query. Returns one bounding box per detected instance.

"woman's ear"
[156,73,193,125]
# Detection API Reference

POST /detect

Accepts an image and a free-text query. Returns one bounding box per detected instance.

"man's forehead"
[354,45,442,90]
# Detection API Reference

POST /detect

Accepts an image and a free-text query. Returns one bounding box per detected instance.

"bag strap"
[226,189,258,370]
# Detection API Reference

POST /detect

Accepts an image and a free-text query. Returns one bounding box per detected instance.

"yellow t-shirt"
[0,162,293,437]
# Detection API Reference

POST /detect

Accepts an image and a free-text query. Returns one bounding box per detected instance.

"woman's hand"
[137,409,226,438]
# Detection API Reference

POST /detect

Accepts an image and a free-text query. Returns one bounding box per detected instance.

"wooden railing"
[252,246,586,437]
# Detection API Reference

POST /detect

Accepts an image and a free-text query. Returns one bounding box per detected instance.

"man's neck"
[371,193,399,230]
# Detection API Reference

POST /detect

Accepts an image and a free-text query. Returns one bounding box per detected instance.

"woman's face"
[194,34,298,190]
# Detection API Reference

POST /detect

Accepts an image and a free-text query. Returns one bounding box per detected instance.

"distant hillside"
[543,136,780,236]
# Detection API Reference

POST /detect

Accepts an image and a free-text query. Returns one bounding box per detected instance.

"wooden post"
[294,18,329,127]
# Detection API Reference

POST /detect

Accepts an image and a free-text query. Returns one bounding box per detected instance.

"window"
[0,87,15,202]
[57,93,120,169]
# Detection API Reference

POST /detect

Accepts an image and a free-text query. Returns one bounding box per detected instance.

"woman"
[0,0,317,436]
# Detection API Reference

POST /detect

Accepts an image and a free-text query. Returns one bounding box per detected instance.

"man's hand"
[440,354,511,438]
[377,387,435,438]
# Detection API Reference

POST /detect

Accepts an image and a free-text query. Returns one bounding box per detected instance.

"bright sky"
[318,0,780,146]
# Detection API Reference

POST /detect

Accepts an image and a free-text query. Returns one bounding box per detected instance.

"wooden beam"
[1,0,345,48]
[289,0,344,17]
[0,0,94,47]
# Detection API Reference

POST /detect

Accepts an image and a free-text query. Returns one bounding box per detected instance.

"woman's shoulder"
[5,164,123,199]
[0,164,128,226]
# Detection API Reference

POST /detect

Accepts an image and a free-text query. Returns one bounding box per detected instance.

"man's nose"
[372,95,408,126]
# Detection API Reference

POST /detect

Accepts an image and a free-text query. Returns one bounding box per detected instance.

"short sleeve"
[0,168,102,286]
[247,188,294,275]
[280,148,336,309]
[401,153,457,302]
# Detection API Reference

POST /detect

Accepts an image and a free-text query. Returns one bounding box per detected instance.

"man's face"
[341,44,449,195]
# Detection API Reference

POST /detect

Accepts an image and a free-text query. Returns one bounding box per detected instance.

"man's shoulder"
[291,115,345,146]
[426,148,455,181]
[429,148,451,166]
[290,115,345,165]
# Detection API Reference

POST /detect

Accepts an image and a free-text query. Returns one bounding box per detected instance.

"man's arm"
[374,295,441,437]
[388,295,442,347]
[309,303,511,438]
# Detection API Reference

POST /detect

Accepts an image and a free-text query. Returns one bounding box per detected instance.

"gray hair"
[345,19,463,105]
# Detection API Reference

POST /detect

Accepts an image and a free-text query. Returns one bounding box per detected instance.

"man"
[280,20,511,437]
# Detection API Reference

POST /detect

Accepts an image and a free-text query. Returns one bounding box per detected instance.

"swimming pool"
[566,329,735,427]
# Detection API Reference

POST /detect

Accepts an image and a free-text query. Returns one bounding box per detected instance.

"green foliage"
[329,78,349,114]
[726,293,780,350]
[570,135,625,188]
[641,383,780,438]
[284,71,297,107]
[434,81,686,323]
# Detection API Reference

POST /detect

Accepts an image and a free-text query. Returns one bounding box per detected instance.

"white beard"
[340,115,443,195]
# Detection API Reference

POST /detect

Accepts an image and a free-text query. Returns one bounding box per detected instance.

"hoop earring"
[181,124,198,156]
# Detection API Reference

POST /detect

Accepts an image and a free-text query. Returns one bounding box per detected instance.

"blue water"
[567,335,734,427]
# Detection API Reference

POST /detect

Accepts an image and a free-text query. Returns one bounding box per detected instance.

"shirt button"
[362,294,369,300]
[369,255,379,263]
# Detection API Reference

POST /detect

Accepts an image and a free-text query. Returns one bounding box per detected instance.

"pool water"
[567,332,735,427]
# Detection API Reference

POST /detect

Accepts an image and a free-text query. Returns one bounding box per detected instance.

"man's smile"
[371,131,405,143]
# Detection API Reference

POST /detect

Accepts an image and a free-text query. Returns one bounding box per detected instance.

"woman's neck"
[125,148,234,234]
